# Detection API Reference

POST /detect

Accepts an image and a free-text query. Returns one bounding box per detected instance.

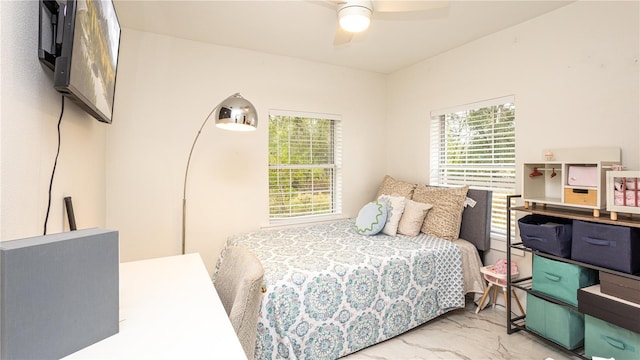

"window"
[268,110,342,221]
[430,96,516,239]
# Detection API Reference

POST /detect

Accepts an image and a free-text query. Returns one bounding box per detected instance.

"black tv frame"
[38,0,121,124]
[38,0,62,70]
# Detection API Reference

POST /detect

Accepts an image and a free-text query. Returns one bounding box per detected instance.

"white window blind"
[430,96,516,238]
[268,110,342,220]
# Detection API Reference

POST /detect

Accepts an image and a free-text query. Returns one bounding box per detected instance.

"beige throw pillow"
[412,185,469,240]
[397,199,433,236]
[376,175,416,199]
[378,195,406,236]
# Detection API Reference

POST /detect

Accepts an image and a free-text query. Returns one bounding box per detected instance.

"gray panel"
[1,228,119,360]
[459,189,492,252]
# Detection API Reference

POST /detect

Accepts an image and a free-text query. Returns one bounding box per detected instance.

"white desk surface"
[65,254,246,359]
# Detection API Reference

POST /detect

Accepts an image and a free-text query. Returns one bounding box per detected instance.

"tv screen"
[39,0,121,124]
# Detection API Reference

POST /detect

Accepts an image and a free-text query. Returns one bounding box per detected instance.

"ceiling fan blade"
[333,26,354,45]
[373,0,449,13]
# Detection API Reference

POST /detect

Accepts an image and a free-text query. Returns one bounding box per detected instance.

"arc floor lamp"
[181,93,258,254]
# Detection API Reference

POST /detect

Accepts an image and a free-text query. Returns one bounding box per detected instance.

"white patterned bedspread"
[218,219,466,360]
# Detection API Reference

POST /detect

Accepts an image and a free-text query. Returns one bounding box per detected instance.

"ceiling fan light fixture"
[338,5,372,33]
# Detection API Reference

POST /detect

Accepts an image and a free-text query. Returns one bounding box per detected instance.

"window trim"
[269,109,341,122]
[430,95,515,118]
[267,109,343,224]
[429,96,516,242]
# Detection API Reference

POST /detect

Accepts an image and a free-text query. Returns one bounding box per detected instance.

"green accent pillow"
[355,201,388,235]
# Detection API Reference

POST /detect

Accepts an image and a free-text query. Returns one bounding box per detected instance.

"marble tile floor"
[341,298,579,360]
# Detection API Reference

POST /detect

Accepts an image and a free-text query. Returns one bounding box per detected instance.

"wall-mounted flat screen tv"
[39,0,121,124]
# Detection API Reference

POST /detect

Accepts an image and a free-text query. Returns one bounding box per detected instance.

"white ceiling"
[113,0,574,74]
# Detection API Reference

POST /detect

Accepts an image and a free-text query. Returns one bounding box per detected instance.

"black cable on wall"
[43,95,64,235]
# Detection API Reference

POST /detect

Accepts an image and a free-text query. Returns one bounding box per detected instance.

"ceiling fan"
[331,0,450,45]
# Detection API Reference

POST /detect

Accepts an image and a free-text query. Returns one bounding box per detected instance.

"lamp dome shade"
[214,93,258,131]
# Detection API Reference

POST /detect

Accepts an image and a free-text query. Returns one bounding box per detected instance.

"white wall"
[386,0,639,302]
[387,0,639,183]
[0,0,107,242]
[2,0,639,282]
[107,29,387,273]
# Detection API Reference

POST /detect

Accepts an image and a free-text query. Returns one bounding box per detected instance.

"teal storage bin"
[532,254,598,306]
[585,315,640,360]
[526,293,585,350]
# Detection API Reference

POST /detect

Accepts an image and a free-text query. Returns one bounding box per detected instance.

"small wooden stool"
[476,265,525,315]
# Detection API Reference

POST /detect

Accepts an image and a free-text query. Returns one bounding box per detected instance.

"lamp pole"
[181,106,219,254]
[181,93,258,255]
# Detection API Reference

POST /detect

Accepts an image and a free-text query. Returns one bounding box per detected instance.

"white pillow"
[398,199,433,236]
[378,195,406,236]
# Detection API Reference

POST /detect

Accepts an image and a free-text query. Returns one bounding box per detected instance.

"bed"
[215,184,492,360]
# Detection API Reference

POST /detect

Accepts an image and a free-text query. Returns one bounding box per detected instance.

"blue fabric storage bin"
[532,254,598,306]
[585,315,640,360]
[572,220,640,274]
[526,293,585,350]
[518,214,573,257]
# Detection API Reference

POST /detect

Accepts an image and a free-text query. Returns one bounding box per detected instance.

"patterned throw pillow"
[412,185,469,240]
[375,175,416,199]
[397,199,433,236]
[354,201,388,236]
[378,195,406,236]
